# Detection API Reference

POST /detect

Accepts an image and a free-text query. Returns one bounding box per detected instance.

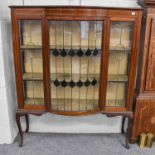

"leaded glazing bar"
[49,21,103,111]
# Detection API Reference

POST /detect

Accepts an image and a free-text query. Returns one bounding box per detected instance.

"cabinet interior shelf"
[25,98,44,105]
[20,45,130,53]
[109,49,131,53]
[21,45,42,49]
[23,73,128,82]
[24,98,125,108]
[106,99,125,107]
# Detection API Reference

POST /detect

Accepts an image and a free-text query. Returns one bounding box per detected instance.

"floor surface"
[0,133,155,155]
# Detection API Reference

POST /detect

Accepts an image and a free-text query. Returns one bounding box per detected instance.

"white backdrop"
[0,0,140,144]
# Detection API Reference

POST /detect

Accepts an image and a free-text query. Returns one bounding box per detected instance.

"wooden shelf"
[49,45,101,50]
[25,98,44,105]
[23,73,100,81]
[23,73,43,81]
[25,97,99,111]
[106,99,125,107]
[21,45,42,49]
[24,97,125,109]
[23,73,128,82]
[109,48,131,53]
[51,73,99,81]
[51,97,99,100]
[51,98,99,111]
[108,74,128,82]
[20,45,130,54]
[21,45,101,50]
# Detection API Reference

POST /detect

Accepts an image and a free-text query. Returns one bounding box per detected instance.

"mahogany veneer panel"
[132,100,155,142]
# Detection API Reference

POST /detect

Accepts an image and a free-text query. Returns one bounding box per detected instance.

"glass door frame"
[45,16,106,114]
[104,17,139,111]
[12,13,48,111]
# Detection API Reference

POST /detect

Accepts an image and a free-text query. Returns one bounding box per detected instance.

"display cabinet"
[10,6,142,148]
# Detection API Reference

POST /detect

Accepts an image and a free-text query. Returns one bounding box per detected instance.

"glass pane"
[106,22,133,107]
[19,20,44,106]
[49,21,103,111]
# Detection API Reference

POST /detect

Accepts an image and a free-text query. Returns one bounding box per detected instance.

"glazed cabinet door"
[19,20,45,107]
[13,18,46,109]
[49,20,104,112]
[105,21,134,109]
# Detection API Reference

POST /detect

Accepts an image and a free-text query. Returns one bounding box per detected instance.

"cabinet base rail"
[16,110,133,149]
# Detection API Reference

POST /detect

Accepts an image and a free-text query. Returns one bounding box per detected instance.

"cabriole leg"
[121,117,126,134]
[25,114,29,133]
[102,111,133,149]
[125,116,133,149]
[16,110,45,147]
[16,113,23,147]
[125,117,130,149]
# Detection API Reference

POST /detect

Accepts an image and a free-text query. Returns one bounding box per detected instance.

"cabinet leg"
[25,114,29,133]
[15,110,46,147]
[102,111,133,149]
[16,113,23,147]
[121,117,126,134]
[125,118,130,149]
[125,116,133,149]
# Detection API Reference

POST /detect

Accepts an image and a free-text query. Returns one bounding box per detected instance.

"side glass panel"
[49,21,103,111]
[106,22,133,107]
[19,20,44,105]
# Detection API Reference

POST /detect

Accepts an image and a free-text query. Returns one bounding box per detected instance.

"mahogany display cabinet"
[10,6,142,148]
[131,0,155,143]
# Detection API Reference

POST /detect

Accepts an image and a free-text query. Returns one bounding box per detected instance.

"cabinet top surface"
[9,5,142,10]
